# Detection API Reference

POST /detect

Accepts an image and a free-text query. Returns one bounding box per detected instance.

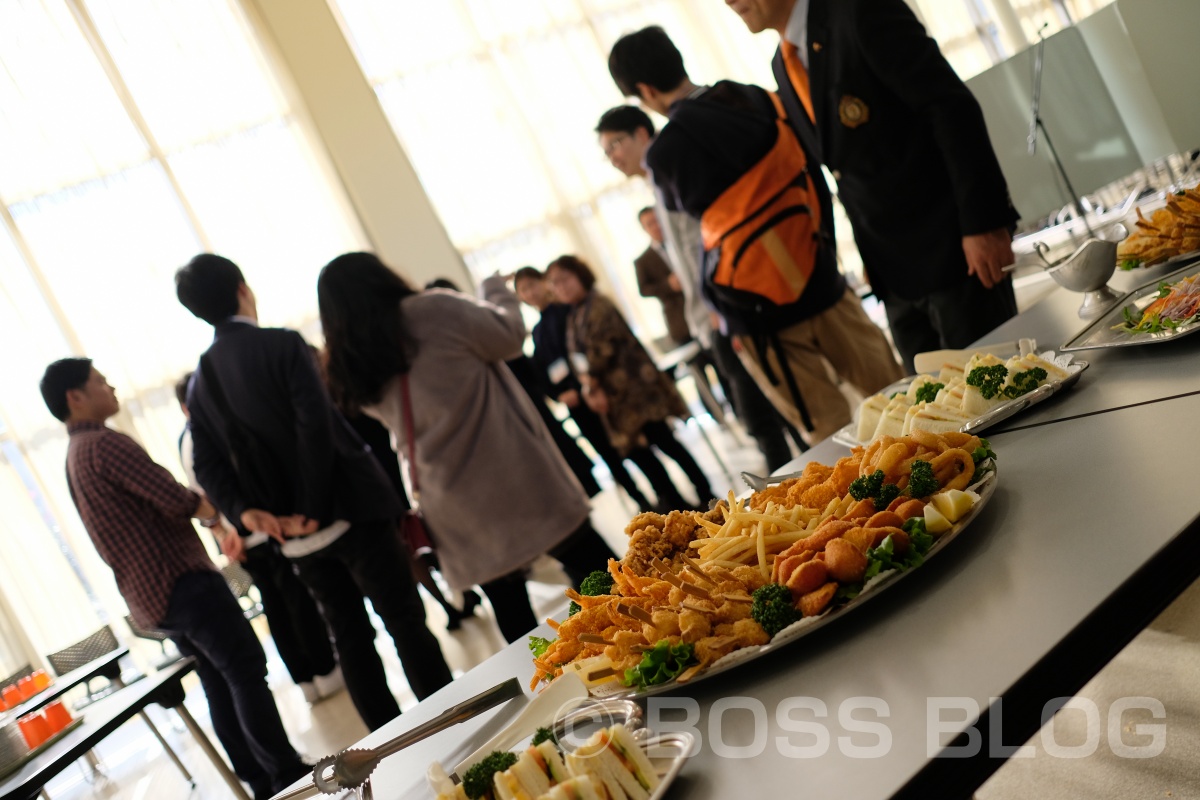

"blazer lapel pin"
[838,95,869,128]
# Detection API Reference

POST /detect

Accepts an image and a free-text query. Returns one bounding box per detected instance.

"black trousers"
[534,397,602,497]
[709,333,803,469]
[883,277,1019,374]
[158,571,306,799]
[479,519,618,643]
[568,403,653,511]
[241,541,335,685]
[626,419,715,510]
[291,520,453,731]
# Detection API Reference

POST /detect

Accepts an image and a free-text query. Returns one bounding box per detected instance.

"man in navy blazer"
[177,253,452,731]
[726,0,1020,373]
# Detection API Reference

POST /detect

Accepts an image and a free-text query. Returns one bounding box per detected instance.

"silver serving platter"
[831,356,1088,449]
[581,463,998,701]
[1061,260,1200,352]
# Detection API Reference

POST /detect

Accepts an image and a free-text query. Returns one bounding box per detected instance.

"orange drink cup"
[17,713,50,749]
[31,670,51,692]
[3,684,24,707]
[43,701,72,734]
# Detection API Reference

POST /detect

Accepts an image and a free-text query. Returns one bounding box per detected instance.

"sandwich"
[1003,353,1070,383]
[906,403,973,435]
[537,775,607,800]
[855,394,890,442]
[495,743,571,800]
[937,361,966,385]
[933,377,967,411]
[904,375,937,403]
[871,395,910,440]
[564,725,659,800]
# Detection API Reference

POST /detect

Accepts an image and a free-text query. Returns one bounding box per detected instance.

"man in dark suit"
[176,254,452,732]
[726,0,1020,373]
[634,207,691,347]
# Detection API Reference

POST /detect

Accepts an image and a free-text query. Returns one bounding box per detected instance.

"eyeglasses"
[601,134,631,158]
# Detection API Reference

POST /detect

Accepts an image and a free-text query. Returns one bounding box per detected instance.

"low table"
[0,657,250,800]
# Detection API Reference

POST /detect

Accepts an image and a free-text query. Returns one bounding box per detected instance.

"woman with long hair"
[317,252,616,643]
[546,254,714,510]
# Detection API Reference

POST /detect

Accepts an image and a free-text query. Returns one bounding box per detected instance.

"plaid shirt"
[66,421,214,628]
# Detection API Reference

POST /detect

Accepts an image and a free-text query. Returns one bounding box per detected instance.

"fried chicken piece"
[729,618,770,647]
[785,559,828,597]
[623,511,704,577]
[555,603,614,641]
[799,583,838,617]
[729,565,770,592]
[712,598,752,624]
[827,453,865,495]
[694,635,740,664]
[679,609,713,643]
[799,482,841,510]
[824,538,868,583]
[650,609,681,637]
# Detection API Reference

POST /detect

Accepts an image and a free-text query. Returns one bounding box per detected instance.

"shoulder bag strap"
[398,373,420,503]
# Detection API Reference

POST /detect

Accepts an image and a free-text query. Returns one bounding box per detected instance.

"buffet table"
[274,274,1200,799]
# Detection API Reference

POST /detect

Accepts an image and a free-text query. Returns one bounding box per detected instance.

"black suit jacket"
[773,0,1017,301]
[187,320,402,529]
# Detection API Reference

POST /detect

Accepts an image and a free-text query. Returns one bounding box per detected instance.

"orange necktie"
[781,40,815,123]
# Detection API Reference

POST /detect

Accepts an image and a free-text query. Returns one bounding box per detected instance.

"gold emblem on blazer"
[838,95,869,128]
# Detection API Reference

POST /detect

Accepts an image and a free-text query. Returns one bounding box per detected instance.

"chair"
[124,615,185,671]
[220,562,264,621]
[46,627,195,790]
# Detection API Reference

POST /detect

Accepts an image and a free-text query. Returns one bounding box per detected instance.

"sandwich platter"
[832,350,1088,449]
[1061,260,1200,352]
[429,699,693,800]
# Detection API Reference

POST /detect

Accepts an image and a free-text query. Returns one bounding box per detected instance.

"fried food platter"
[530,433,999,701]
[1061,260,1200,352]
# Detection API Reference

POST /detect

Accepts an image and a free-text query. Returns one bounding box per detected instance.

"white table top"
[276,279,1200,799]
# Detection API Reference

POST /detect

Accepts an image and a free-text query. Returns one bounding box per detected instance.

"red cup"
[43,701,72,734]
[17,713,50,749]
[2,685,22,708]
[31,670,51,692]
[0,696,7,712]
[17,676,35,700]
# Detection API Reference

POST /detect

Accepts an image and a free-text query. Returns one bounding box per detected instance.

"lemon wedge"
[923,503,952,535]
[932,489,975,523]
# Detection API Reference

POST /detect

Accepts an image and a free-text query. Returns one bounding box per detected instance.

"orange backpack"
[700,93,821,312]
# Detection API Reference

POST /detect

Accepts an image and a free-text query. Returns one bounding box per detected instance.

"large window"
[0,0,366,662]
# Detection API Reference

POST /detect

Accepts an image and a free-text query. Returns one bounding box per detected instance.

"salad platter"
[529,432,1000,701]
[1061,260,1200,352]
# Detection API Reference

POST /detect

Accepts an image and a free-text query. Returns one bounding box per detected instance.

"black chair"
[220,562,264,621]
[46,626,194,789]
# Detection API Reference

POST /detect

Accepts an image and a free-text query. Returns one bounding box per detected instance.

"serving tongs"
[273,678,523,799]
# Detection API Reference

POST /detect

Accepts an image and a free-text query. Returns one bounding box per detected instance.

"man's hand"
[963,228,1014,290]
[219,526,247,563]
[280,515,320,538]
[195,496,218,523]
[558,389,581,408]
[667,274,682,292]
[584,387,609,415]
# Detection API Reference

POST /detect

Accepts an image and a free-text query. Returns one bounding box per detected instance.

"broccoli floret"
[1002,367,1048,399]
[876,483,901,509]
[579,570,614,597]
[965,365,1008,399]
[971,438,996,466]
[905,459,939,498]
[569,570,615,616]
[462,751,518,799]
[849,470,885,501]
[751,583,801,638]
[531,726,557,747]
[913,381,944,404]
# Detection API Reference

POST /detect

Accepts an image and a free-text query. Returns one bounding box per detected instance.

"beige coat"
[365,275,591,590]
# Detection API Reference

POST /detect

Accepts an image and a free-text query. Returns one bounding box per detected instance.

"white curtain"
[0,0,366,670]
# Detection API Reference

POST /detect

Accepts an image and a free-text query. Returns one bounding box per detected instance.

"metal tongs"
[273,678,523,799]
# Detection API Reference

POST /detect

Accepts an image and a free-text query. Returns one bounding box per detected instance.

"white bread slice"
[907,403,973,435]
[1005,353,1070,383]
[565,752,628,800]
[494,766,535,800]
[934,377,967,411]
[511,748,553,796]
[901,401,925,436]
[961,385,1005,416]
[601,726,658,795]
[855,394,889,442]
[535,742,570,786]
[871,395,911,440]
[938,361,966,385]
[964,353,1005,375]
